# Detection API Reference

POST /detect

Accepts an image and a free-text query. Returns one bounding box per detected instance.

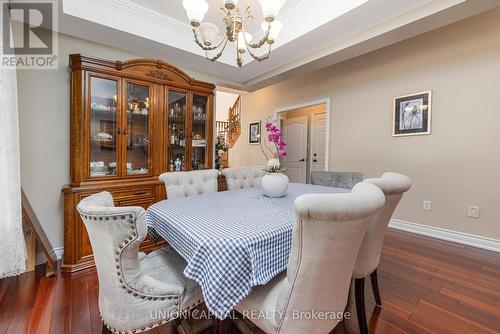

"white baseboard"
[35,247,64,266]
[389,219,500,253]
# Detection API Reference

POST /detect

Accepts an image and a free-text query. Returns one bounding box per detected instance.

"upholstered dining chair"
[159,169,219,199]
[221,166,266,190]
[352,172,412,334]
[235,182,386,334]
[311,171,364,189]
[77,191,204,334]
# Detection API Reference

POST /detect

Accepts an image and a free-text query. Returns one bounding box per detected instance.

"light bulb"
[259,0,285,21]
[222,0,239,10]
[261,20,283,43]
[183,0,209,27]
[199,22,220,46]
[237,32,252,53]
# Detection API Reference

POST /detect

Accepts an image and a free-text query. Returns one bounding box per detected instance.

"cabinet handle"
[299,159,305,162]
[133,191,146,195]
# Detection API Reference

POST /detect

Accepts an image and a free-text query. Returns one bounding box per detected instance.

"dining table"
[146,183,349,319]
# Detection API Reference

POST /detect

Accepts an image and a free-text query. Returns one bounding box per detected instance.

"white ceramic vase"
[261,173,289,198]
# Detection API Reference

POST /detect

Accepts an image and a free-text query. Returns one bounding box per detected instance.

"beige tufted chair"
[159,169,219,199]
[352,172,412,334]
[311,171,364,189]
[221,166,265,190]
[77,192,204,334]
[235,182,385,334]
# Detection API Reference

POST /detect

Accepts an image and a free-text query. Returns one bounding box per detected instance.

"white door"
[282,116,308,183]
[310,112,326,172]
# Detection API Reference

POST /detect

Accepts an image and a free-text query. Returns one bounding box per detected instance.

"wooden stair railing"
[21,189,58,277]
[215,95,240,169]
[216,120,229,136]
[227,95,241,147]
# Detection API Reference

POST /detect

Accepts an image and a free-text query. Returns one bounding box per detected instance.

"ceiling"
[58,0,500,91]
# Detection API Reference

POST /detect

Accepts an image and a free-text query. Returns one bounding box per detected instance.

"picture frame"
[393,91,432,137]
[249,121,261,144]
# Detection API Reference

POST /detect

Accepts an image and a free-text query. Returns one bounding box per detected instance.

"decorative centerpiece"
[215,134,230,170]
[258,118,289,197]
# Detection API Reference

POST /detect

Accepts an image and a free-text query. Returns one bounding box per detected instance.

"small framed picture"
[393,91,432,137]
[249,121,261,144]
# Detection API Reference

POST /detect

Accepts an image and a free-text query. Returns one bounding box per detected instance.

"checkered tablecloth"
[146,183,348,319]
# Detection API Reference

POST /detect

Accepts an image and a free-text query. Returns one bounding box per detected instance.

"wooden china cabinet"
[62,54,215,272]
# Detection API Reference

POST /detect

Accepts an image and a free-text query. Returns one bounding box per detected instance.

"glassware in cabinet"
[191,94,209,170]
[167,91,187,171]
[89,77,118,177]
[125,83,151,175]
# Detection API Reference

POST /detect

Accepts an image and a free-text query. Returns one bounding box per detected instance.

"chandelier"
[183,0,285,67]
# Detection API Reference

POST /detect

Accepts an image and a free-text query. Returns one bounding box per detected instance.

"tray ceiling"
[59,0,500,90]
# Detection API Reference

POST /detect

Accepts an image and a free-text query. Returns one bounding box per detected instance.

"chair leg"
[101,324,112,334]
[355,278,368,334]
[370,269,382,307]
[212,318,233,334]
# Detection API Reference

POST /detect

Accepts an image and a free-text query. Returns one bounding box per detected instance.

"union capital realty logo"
[1,0,58,69]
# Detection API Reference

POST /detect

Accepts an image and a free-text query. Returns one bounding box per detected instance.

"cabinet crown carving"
[145,69,172,81]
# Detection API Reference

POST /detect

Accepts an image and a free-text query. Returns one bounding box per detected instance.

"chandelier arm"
[206,36,229,62]
[242,26,272,62]
[237,52,243,68]
[246,22,271,49]
[192,28,226,51]
[245,42,272,62]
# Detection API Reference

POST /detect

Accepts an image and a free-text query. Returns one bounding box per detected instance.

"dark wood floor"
[1,229,499,334]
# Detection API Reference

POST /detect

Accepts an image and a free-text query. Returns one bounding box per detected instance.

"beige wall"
[215,91,239,122]
[17,32,218,250]
[230,8,500,240]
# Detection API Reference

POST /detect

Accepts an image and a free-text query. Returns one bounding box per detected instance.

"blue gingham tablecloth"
[146,183,348,319]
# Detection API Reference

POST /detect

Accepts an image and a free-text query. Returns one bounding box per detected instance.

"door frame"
[273,98,331,171]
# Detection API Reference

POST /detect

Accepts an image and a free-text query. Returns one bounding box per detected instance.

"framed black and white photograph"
[249,121,261,144]
[393,91,432,137]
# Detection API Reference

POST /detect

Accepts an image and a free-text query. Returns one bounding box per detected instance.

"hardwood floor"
[1,229,499,334]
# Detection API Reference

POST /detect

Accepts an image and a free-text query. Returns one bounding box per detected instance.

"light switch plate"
[423,200,432,211]
[467,205,480,218]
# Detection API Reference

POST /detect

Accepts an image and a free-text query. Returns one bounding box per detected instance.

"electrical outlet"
[423,200,432,211]
[467,205,480,218]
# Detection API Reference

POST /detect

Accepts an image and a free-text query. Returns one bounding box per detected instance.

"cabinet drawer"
[111,187,154,200]
[116,196,155,209]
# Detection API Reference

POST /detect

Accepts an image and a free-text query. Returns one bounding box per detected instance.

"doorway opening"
[274,99,330,184]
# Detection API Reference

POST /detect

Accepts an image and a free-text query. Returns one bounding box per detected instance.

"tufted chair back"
[77,192,184,332]
[159,169,219,199]
[311,171,364,189]
[353,172,412,278]
[221,166,265,190]
[275,182,385,333]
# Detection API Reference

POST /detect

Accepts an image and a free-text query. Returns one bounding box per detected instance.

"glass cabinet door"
[167,91,187,172]
[125,82,151,175]
[89,77,118,177]
[191,94,209,170]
